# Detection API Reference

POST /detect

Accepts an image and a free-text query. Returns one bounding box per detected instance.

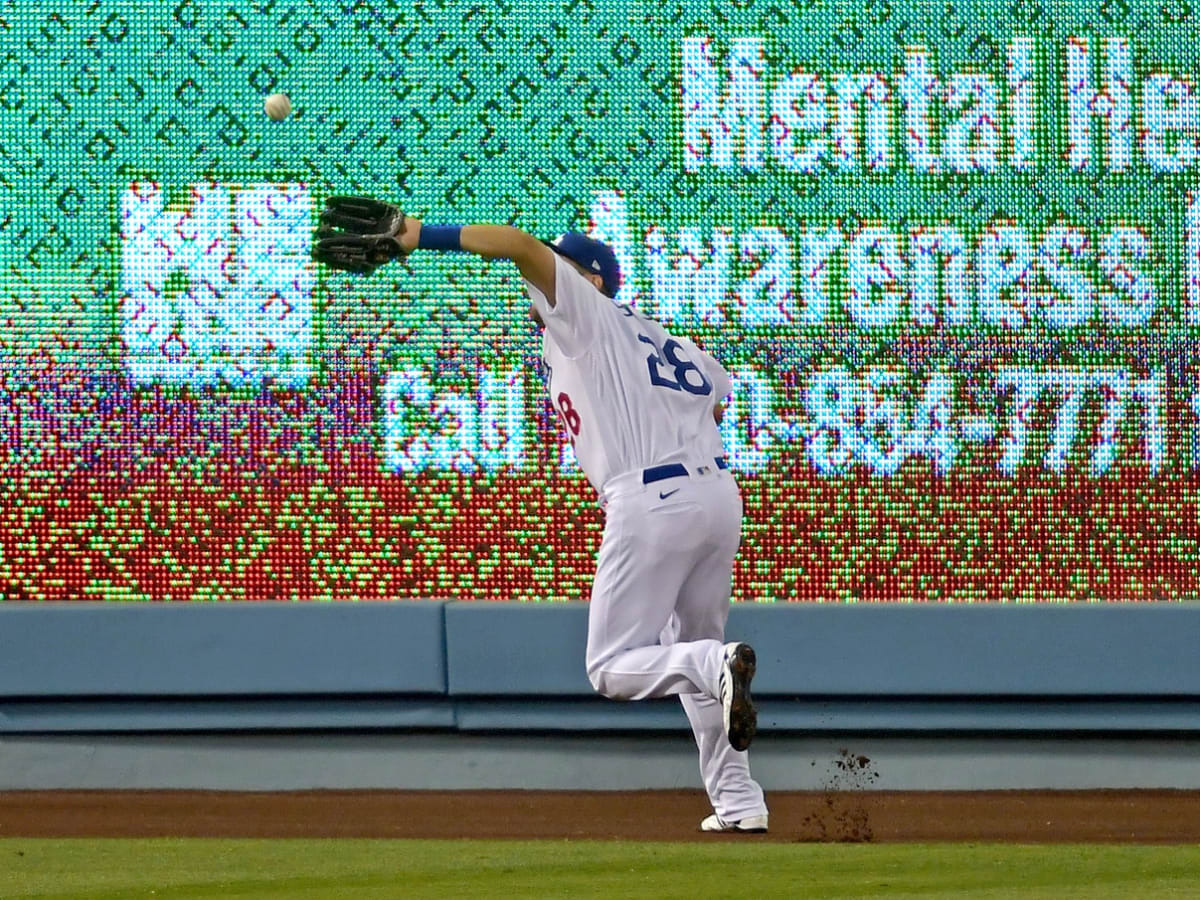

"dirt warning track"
[2,790,1198,843]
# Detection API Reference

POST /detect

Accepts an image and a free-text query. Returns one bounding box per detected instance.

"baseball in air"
[264,93,292,121]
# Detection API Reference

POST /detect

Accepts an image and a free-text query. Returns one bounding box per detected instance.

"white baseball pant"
[584,462,766,822]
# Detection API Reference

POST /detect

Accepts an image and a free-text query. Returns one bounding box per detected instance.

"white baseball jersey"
[524,257,733,494]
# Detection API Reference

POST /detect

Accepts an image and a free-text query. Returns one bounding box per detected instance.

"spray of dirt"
[796,748,880,842]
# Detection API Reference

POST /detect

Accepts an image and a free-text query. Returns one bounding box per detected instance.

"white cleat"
[719,642,757,751]
[700,812,769,833]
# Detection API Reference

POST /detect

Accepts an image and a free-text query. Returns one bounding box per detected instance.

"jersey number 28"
[638,334,712,396]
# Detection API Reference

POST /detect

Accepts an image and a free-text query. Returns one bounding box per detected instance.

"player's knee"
[586,662,608,696]
[586,660,622,699]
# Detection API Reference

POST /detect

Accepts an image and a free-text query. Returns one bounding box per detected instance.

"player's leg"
[674,479,767,824]
[679,693,766,823]
[585,488,725,701]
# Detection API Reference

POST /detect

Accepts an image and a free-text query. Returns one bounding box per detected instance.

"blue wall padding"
[445,601,592,695]
[0,698,456,731]
[731,604,1200,696]
[453,698,690,731]
[3,602,1200,733]
[0,602,447,696]
[445,602,1200,697]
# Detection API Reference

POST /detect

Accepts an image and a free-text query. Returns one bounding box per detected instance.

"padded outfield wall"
[2,601,1200,790]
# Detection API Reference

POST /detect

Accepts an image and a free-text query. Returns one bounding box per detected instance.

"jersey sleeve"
[678,336,733,400]
[523,256,610,358]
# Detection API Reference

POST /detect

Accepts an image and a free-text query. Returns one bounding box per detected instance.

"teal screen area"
[2,1,1199,601]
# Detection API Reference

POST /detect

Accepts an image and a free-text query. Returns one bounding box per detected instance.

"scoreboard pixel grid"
[1,1,1199,602]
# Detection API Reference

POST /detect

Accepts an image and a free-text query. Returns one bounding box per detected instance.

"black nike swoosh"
[659,489,680,500]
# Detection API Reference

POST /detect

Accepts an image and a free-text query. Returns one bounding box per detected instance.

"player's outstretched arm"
[398,217,559,306]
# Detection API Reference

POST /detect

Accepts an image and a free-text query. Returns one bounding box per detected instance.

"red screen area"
[2,358,1195,602]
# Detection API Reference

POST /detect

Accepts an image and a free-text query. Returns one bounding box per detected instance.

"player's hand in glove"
[312,196,413,275]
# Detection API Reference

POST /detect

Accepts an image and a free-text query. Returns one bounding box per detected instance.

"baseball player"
[312,197,768,833]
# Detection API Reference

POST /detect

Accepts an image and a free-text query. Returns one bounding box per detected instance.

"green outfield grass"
[1,839,1199,899]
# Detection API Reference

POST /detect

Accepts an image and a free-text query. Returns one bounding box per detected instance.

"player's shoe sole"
[700,812,769,833]
[720,642,757,752]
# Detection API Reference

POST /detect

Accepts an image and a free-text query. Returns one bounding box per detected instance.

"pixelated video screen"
[2,2,1199,602]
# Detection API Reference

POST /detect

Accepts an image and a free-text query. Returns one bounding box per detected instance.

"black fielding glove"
[312,195,406,275]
